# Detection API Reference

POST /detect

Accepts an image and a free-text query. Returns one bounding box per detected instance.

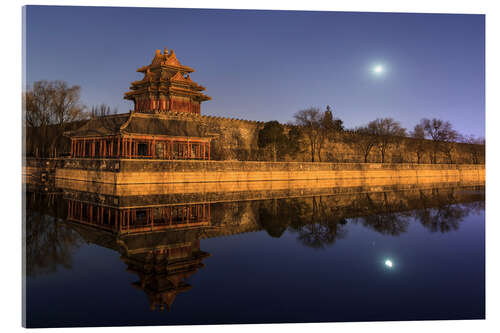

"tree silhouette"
[365,118,407,163]
[419,118,459,164]
[257,121,289,162]
[294,107,323,162]
[25,191,82,277]
[407,124,428,163]
[317,105,344,162]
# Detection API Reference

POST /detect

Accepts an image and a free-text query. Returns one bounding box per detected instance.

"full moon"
[374,65,384,74]
[385,259,393,268]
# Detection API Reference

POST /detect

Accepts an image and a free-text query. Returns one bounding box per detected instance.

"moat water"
[23,181,485,327]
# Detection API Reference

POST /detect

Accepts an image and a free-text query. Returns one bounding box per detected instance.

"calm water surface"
[24,184,485,327]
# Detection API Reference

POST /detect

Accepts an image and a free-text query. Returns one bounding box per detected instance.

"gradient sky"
[25,6,485,137]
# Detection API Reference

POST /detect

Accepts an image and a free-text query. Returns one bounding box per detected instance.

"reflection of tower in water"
[123,239,210,311]
[62,190,264,311]
[58,183,484,311]
[66,200,210,233]
[65,197,213,311]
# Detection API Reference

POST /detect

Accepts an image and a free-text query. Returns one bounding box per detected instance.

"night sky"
[24,6,485,137]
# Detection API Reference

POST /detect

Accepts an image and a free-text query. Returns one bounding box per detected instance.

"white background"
[1,0,498,332]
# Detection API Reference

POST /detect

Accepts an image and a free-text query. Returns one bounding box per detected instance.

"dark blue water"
[24,187,485,327]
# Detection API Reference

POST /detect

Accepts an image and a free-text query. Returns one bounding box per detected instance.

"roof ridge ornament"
[119,111,135,131]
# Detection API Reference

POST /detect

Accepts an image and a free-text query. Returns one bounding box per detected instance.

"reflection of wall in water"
[26,184,485,312]
[63,184,484,237]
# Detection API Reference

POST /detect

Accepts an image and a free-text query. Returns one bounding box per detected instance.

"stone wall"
[317,134,485,165]
[53,158,485,185]
[25,112,485,164]
[198,115,263,160]
[181,114,485,164]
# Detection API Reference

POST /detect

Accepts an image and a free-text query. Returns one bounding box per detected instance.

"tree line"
[24,80,484,163]
[24,80,120,157]
[257,106,485,164]
[253,185,483,248]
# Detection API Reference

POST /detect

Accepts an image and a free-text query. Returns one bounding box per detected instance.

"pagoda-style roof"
[65,112,211,140]
[65,113,130,138]
[124,113,206,138]
[137,48,195,74]
[124,48,211,114]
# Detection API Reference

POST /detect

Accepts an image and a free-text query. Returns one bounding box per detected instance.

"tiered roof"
[66,112,208,139]
[124,48,211,113]
[66,48,263,140]
[66,110,263,139]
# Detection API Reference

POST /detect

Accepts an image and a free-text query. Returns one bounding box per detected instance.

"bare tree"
[294,106,344,162]
[90,103,119,118]
[346,128,378,163]
[460,135,485,164]
[51,81,86,126]
[294,108,322,162]
[24,80,87,157]
[24,80,55,129]
[407,124,427,163]
[420,118,458,164]
[24,81,57,157]
[366,118,406,163]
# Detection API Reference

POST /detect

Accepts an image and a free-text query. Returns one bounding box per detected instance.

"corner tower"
[124,48,211,114]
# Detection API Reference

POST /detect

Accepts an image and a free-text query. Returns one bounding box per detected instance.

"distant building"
[66,48,212,160]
